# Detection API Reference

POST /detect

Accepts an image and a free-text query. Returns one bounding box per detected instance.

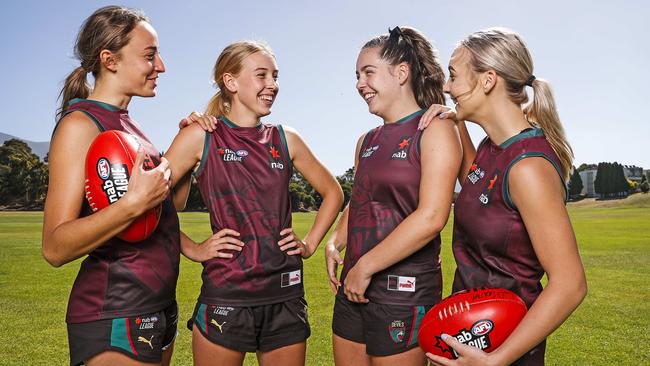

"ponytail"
[205,41,274,118]
[205,91,230,117]
[362,26,446,108]
[57,67,91,119]
[460,27,574,181]
[56,6,149,120]
[399,27,446,108]
[524,78,574,181]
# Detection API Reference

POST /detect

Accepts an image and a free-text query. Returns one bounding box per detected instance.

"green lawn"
[0,195,649,365]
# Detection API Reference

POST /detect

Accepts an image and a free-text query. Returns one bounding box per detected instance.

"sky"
[1,0,648,175]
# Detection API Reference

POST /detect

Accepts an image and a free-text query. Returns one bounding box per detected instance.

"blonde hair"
[460,27,573,181]
[205,41,275,117]
[57,6,149,119]
[362,26,446,108]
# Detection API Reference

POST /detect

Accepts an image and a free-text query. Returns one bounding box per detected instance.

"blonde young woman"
[419,28,587,366]
[164,41,343,366]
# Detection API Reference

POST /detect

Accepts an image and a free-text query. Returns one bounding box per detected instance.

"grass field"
[1,194,649,365]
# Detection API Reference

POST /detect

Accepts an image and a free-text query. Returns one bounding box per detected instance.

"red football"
[418,288,527,359]
[85,130,161,242]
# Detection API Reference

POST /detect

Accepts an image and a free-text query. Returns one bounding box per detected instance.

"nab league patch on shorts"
[281,269,302,288]
[387,275,416,292]
[135,315,159,330]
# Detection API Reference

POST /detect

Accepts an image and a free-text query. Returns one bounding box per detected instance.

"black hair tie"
[525,75,536,87]
[388,26,403,39]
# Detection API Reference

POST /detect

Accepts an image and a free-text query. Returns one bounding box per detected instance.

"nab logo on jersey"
[361,145,379,158]
[391,137,412,160]
[217,147,248,163]
[478,171,499,206]
[268,145,284,170]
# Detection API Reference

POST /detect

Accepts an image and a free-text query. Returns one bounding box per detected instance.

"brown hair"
[57,6,149,118]
[362,26,446,108]
[460,27,573,181]
[205,41,274,117]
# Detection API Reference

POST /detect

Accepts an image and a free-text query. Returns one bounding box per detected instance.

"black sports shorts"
[188,297,310,352]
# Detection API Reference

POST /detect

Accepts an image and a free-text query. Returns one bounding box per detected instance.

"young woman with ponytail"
[419,28,587,366]
[325,26,461,365]
[163,41,343,366]
[43,6,182,366]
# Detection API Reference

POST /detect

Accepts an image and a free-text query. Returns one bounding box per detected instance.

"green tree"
[568,167,583,199]
[640,180,649,194]
[613,163,629,196]
[577,163,597,172]
[595,162,630,198]
[336,167,354,209]
[594,162,605,196]
[0,139,48,207]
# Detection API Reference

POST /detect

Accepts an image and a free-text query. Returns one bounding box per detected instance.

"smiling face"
[444,46,482,121]
[228,51,279,119]
[114,21,165,98]
[356,46,401,119]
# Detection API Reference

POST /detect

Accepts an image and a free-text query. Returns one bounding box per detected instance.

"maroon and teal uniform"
[339,109,442,305]
[193,116,301,306]
[452,128,566,365]
[58,99,180,364]
[61,98,180,323]
[333,110,441,356]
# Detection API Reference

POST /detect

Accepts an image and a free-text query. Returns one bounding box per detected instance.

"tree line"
[0,139,48,209]
[568,162,649,199]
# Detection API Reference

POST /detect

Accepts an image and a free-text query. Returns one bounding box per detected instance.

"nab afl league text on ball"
[84,131,162,242]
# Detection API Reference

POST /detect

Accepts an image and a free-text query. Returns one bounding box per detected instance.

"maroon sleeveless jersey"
[339,110,442,306]
[452,128,566,365]
[60,98,180,323]
[193,116,301,306]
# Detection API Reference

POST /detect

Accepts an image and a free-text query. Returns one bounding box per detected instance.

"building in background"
[623,165,644,182]
[580,169,598,197]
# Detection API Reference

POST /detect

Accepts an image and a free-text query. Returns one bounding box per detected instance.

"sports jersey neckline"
[68,98,126,112]
[220,115,263,131]
[384,109,426,126]
[498,128,544,149]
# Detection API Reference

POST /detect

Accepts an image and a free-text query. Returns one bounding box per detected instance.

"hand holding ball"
[418,288,527,359]
[85,131,165,242]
